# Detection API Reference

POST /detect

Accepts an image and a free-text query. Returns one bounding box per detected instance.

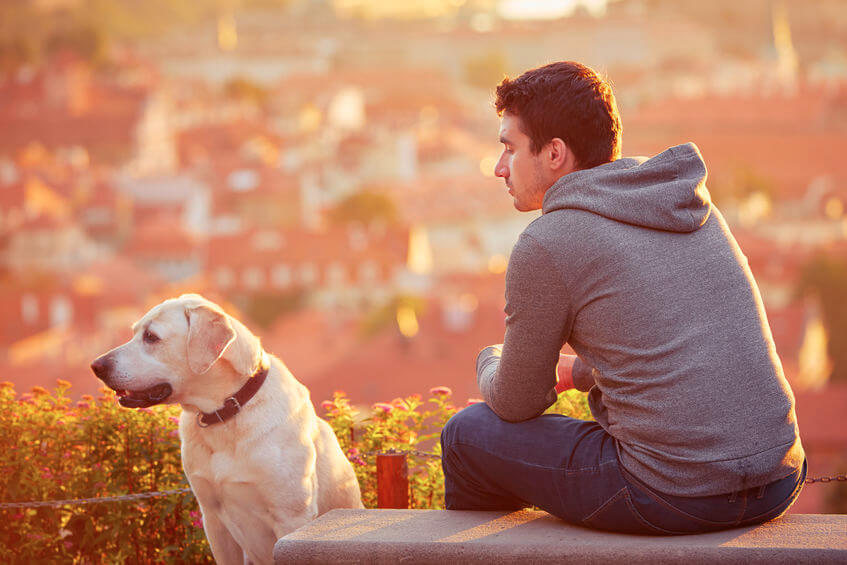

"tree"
[224,76,268,105]
[463,50,508,91]
[327,190,398,228]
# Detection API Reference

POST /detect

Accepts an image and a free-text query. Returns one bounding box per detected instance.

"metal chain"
[361,450,847,485]
[362,448,442,459]
[0,488,193,510]
[4,464,842,509]
[805,474,847,484]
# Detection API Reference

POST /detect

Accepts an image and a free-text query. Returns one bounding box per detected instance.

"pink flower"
[391,398,409,410]
[76,401,90,409]
[372,403,393,414]
[429,386,452,397]
[190,510,203,528]
[465,398,483,407]
[321,400,334,411]
[168,416,180,424]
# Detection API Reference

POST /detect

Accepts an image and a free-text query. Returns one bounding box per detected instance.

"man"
[440,61,805,534]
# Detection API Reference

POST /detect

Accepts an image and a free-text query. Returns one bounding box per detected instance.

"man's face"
[494,112,549,212]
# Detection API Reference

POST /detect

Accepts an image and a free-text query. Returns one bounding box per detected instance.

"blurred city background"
[1,0,845,511]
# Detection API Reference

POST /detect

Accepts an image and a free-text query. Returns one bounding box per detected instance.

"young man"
[440,61,806,534]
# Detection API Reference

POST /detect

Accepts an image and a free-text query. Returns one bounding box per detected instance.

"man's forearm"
[571,358,596,392]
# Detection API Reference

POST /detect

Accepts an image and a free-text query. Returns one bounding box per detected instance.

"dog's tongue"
[117,383,173,408]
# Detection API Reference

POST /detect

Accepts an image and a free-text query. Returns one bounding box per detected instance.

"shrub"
[1,380,593,563]
[0,380,210,564]
[321,387,457,509]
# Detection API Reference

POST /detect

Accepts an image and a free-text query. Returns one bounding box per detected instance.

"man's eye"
[143,330,160,344]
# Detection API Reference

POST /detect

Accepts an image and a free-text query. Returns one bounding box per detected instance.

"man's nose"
[494,158,508,178]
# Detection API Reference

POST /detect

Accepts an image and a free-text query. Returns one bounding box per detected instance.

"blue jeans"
[440,403,806,535]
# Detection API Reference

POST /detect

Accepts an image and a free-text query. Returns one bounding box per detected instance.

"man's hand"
[555,354,577,393]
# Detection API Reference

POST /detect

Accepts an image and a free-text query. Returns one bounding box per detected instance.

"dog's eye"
[143,330,160,344]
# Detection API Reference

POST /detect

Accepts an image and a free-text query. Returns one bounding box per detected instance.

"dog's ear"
[186,304,236,374]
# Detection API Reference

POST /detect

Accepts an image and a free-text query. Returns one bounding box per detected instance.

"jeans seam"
[565,459,618,475]
[620,466,740,527]
[582,486,678,535]
[449,440,610,473]
[738,464,806,525]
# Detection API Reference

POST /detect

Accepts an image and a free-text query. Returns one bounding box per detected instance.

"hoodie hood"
[542,142,712,233]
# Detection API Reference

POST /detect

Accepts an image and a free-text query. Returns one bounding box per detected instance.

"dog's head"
[90,294,262,411]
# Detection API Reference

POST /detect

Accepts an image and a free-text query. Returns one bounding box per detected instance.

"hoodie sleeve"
[476,233,574,421]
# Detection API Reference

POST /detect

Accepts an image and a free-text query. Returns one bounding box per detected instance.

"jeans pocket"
[740,460,807,526]
[581,486,676,536]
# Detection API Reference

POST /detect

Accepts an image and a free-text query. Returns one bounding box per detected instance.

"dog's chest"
[182,433,256,485]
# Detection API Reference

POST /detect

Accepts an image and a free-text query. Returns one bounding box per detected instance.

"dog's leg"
[200,506,244,565]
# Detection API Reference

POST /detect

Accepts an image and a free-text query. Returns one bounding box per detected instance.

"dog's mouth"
[114,383,173,409]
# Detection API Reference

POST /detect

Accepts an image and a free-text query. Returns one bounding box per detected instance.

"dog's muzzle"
[114,383,173,409]
[90,354,173,409]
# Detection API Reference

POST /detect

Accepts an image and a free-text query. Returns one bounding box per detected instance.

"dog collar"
[197,361,270,428]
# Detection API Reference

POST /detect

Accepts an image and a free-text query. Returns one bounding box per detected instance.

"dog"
[91,293,363,565]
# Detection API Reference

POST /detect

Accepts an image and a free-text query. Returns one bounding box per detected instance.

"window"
[271,264,292,288]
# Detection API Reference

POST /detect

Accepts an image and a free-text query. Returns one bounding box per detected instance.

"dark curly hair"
[494,61,622,170]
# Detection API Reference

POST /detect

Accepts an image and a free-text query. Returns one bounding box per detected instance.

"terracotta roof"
[207,225,409,271]
[124,214,204,258]
[624,87,847,199]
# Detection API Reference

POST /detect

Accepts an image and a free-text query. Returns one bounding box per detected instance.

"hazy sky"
[498,0,609,19]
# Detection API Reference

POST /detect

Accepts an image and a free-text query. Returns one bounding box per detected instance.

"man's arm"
[477,233,575,421]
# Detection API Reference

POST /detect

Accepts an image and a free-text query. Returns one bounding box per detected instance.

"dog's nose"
[90,355,112,381]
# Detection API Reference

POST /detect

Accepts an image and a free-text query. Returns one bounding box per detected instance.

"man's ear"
[186,304,236,374]
[547,137,578,174]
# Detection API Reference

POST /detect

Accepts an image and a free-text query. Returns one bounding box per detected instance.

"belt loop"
[756,485,766,500]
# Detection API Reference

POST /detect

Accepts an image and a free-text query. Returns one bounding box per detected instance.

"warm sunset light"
[487,254,508,274]
[2,3,846,551]
[396,303,420,338]
[479,155,498,177]
[217,13,238,52]
[407,224,434,275]
[824,197,844,220]
[299,103,323,133]
[798,313,831,390]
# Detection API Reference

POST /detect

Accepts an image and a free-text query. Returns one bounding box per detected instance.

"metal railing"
[2,452,843,511]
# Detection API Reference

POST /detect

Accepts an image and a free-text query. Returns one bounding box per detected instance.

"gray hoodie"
[476,142,804,497]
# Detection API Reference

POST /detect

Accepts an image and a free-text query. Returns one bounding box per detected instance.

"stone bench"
[274,509,847,564]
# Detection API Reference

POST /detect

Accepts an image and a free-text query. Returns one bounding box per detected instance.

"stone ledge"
[274,509,847,564]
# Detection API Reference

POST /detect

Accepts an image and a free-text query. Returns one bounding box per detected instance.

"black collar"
[197,363,269,428]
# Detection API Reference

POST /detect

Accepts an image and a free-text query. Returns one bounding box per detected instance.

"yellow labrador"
[91,293,362,565]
